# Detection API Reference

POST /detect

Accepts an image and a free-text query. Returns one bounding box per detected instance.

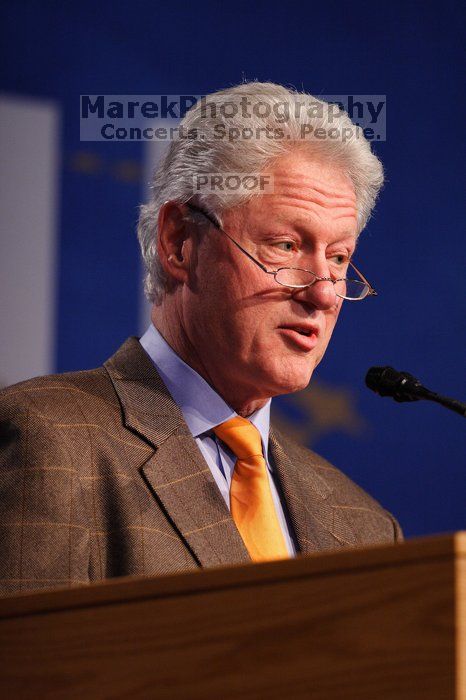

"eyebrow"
[264,215,357,241]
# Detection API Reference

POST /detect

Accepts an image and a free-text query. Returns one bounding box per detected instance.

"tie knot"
[213,416,263,460]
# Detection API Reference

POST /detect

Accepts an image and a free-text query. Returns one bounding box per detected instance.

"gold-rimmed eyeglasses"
[186,202,377,302]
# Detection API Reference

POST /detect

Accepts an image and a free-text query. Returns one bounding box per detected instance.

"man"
[0,82,402,596]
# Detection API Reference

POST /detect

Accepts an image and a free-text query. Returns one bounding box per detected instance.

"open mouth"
[278,325,320,350]
[279,325,318,337]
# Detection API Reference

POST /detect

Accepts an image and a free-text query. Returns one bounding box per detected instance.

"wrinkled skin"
[153,150,358,416]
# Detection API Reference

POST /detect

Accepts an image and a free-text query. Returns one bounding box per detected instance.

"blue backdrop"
[1,0,465,538]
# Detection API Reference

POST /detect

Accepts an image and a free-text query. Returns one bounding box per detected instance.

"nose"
[293,280,337,310]
[291,266,338,311]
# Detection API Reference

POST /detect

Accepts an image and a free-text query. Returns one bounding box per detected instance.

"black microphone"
[365,366,466,417]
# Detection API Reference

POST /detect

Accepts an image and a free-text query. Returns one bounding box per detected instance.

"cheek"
[325,303,342,335]
[317,304,342,354]
[187,274,257,346]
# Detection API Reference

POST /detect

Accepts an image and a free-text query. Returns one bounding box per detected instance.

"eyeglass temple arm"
[348,259,377,296]
[185,202,271,273]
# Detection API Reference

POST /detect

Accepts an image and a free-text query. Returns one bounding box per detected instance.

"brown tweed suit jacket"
[0,337,402,596]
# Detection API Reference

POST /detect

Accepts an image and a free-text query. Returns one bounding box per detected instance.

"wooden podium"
[0,533,464,699]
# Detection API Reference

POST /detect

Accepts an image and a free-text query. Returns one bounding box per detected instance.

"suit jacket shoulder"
[0,364,121,423]
[0,347,200,596]
[0,368,109,595]
[270,424,403,548]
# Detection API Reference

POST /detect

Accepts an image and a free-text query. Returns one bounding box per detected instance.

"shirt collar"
[139,324,271,457]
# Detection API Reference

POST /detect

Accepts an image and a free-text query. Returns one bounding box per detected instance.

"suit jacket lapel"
[103,337,359,566]
[270,427,359,554]
[104,337,250,569]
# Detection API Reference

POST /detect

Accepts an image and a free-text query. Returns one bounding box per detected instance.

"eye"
[330,253,349,266]
[274,241,296,252]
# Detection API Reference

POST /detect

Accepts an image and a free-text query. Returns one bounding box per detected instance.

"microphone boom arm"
[365,366,466,417]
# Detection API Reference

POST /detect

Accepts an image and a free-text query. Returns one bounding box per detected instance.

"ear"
[156,201,195,285]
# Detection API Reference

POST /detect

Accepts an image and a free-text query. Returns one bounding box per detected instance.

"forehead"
[235,151,358,240]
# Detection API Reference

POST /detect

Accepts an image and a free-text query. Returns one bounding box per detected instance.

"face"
[175,151,358,413]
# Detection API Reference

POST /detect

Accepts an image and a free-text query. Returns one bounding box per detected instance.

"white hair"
[138,81,384,303]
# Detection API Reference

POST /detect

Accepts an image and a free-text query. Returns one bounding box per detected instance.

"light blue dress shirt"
[140,324,296,555]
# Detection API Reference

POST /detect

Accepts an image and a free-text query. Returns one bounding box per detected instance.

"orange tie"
[214,416,289,562]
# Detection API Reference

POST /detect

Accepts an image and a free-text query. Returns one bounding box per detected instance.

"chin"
[264,362,316,397]
[285,374,314,394]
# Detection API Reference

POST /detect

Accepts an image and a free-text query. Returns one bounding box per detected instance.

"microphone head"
[365,366,422,402]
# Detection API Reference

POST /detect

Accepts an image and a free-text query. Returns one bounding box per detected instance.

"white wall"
[0,95,60,387]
